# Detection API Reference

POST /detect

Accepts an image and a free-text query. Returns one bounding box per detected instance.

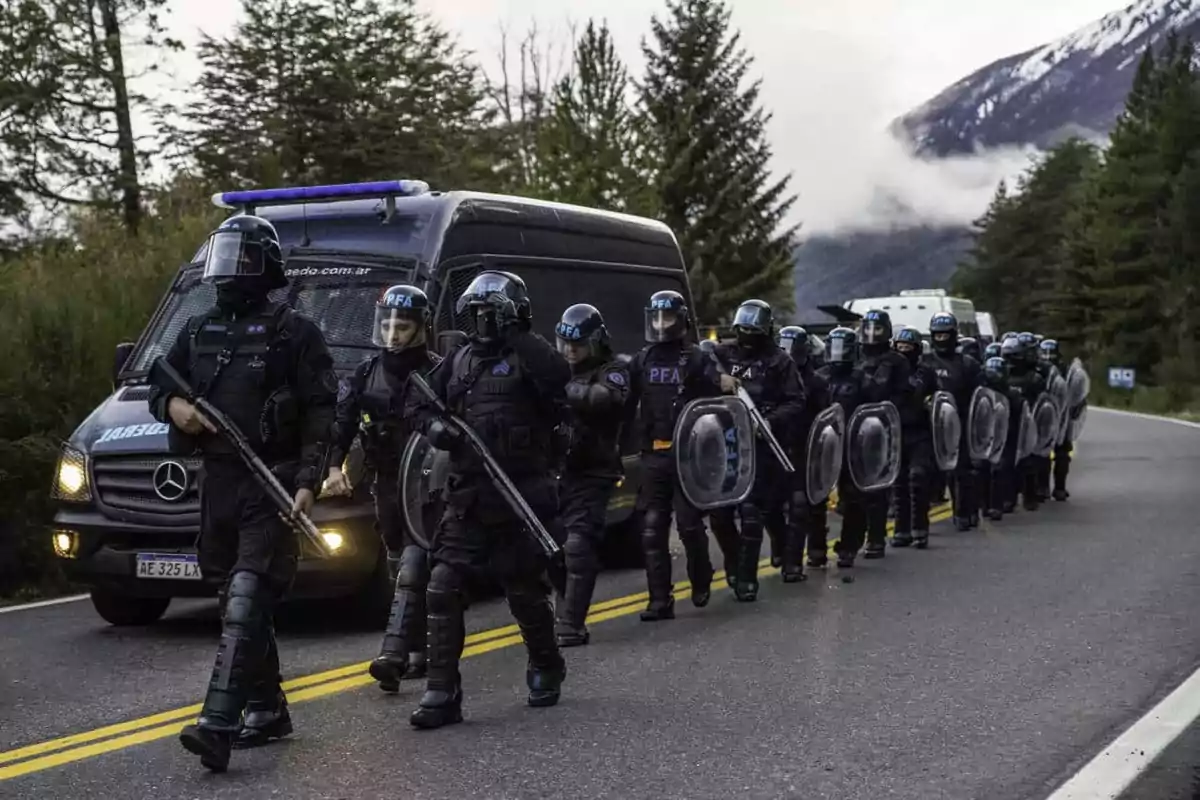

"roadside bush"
[0,180,221,598]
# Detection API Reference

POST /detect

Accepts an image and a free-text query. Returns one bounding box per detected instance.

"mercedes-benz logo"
[152,460,189,502]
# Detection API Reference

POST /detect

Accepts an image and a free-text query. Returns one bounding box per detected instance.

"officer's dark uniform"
[552,303,630,647]
[958,337,982,362]
[1039,339,1073,501]
[817,327,871,568]
[148,214,337,772]
[996,337,1030,512]
[924,313,984,531]
[891,327,939,548]
[856,310,911,557]
[327,285,441,692]
[1007,333,1047,511]
[406,271,570,729]
[708,300,805,600]
[771,325,831,577]
[628,290,722,621]
[980,356,1015,520]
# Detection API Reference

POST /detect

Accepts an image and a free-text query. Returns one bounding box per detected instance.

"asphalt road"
[2,408,1199,800]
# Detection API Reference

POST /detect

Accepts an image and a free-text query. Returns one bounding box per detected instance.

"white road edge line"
[0,594,89,614]
[1091,405,1200,430]
[1045,663,1200,799]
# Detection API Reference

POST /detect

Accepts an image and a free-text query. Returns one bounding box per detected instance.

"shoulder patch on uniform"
[337,378,351,402]
[606,371,626,386]
[320,368,339,394]
[491,360,511,376]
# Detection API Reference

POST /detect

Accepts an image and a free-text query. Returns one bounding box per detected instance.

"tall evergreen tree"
[0,0,181,232]
[537,20,656,216]
[640,0,798,321]
[179,0,495,191]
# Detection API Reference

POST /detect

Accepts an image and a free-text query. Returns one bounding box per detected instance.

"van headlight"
[51,445,91,503]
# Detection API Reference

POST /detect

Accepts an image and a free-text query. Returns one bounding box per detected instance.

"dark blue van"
[47,180,695,626]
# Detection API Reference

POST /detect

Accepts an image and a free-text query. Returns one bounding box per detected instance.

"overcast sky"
[153,0,1127,235]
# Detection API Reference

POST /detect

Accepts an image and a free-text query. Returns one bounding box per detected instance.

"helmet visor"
[373,307,424,350]
[644,308,683,343]
[732,304,769,334]
[860,320,887,345]
[827,337,851,363]
[202,231,265,282]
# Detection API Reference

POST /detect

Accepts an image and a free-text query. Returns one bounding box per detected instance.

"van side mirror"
[113,342,136,386]
[436,330,469,357]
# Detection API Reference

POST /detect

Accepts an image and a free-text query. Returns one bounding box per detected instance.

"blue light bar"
[211,179,430,209]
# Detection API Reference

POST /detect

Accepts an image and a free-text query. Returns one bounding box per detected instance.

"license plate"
[135,553,202,580]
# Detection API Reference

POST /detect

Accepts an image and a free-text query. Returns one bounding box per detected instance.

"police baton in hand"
[148,356,334,558]
[407,372,562,560]
[702,348,796,473]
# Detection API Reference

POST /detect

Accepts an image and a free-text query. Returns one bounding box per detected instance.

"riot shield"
[1014,401,1037,462]
[1070,403,1088,442]
[399,432,451,550]
[931,390,962,472]
[1031,393,1060,457]
[966,386,997,462]
[987,393,1010,465]
[805,404,845,505]
[1066,358,1090,408]
[673,395,756,511]
[1048,370,1070,446]
[846,401,902,492]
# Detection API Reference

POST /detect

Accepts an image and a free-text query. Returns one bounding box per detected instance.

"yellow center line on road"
[0,502,952,782]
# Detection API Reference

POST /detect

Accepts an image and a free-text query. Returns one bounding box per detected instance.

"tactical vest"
[186,303,297,460]
[822,366,865,418]
[565,362,624,476]
[637,344,693,451]
[446,346,550,475]
[357,351,436,463]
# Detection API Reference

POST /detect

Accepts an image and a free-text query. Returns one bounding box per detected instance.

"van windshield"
[124,262,413,375]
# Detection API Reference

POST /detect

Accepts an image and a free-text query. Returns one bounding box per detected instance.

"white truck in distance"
[842,289,980,339]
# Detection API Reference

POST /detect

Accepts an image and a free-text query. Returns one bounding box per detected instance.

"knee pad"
[397,545,429,588]
[224,571,266,626]
[564,532,594,564]
[641,509,668,536]
[427,562,464,609]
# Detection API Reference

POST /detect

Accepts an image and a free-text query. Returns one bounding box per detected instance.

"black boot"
[179,724,233,773]
[987,507,1003,521]
[555,567,596,647]
[369,546,427,692]
[410,582,466,730]
[781,528,806,584]
[235,690,292,749]
[507,580,566,707]
[863,540,886,559]
[640,523,676,620]
[684,537,714,608]
[892,529,913,547]
[913,529,929,549]
[733,537,761,601]
[527,662,567,707]
[410,686,463,730]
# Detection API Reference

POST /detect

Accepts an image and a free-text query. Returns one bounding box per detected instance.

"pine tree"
[0,0,182,232]
[179,0,494,191]
[640,0,798,322]
[536,20,656,216]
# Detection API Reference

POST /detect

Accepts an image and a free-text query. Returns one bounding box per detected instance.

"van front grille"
[93,455,202,516]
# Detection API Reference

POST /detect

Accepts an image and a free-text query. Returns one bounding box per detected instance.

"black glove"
[427,419,462,452]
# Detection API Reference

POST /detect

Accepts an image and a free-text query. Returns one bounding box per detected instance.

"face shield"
[373,307,424,351]
[644,308,683,343]
[556,336,594,365]
[860,319,887,345]
[202,231,265,283]
[732,304,769,334]
[827,336,852,364]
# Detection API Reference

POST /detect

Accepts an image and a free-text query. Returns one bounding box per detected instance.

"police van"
[50,180,692,626]
[842,289,979,338]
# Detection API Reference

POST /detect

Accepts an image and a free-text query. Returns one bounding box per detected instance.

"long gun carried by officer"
[406,371,563,560]
[148,356,335,558]
[700,342,796,473]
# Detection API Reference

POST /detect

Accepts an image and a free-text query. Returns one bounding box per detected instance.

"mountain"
[791,0,1200,325]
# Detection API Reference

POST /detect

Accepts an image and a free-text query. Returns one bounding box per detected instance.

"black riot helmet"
[984,342,1002,360]
[1001,336,1022,363]
[373,284,429,351]
[455,271,531,345]
[826,326,858,366]
[555,303,611,367]
[1017,331,1039,365]
[1039,338,1060,365]
[929,312,959,355]
[732,299,774,348]
[859,309,892,348]
[644,289,689,343]
[893,326,923,363]
[959,336,981,361]
[777,325,809,366]
[201,214,286,291]
[984,356,1009,384]
[1001,330,1019,342]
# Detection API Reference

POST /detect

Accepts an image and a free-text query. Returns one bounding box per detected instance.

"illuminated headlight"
[319,529,346,553]
[52,530,79,558]
[51,445,91,503]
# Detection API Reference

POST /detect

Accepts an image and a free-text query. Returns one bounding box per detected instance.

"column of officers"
[160,215,1077,773]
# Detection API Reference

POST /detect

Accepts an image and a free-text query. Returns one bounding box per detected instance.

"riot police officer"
[148,214,337,772]
[925,313,983,531]
[773,325,831,578]
[628,290,726,620]
[406,271,570,729]
[958,337,981,362]
[856,309,910,558]
[708,301,805,600]
[1008,332,1047,511]
[1039,339,1073,500]
[818,327,871,568]
[553,304,630,646]
[980,355,1016,521]
[892,327,939,548]
[326,285,440,692]
[984,342,1002,361]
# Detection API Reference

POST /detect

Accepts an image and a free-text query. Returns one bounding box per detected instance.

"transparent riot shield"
[673,395,756,511]
[987,393,1010,465]
[399,431,451,550]
[846,401,902,492]
[1066,358,1090,408]
[930,390,962,472]
[1031,393,1060,458]
[805,404,845,505]
[1014,401,1037,463]
[966,386,997,462]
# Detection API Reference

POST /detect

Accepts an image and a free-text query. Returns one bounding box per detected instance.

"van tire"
[90,590,170,626]
[345,550,392,629]
[600,513,644,569]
